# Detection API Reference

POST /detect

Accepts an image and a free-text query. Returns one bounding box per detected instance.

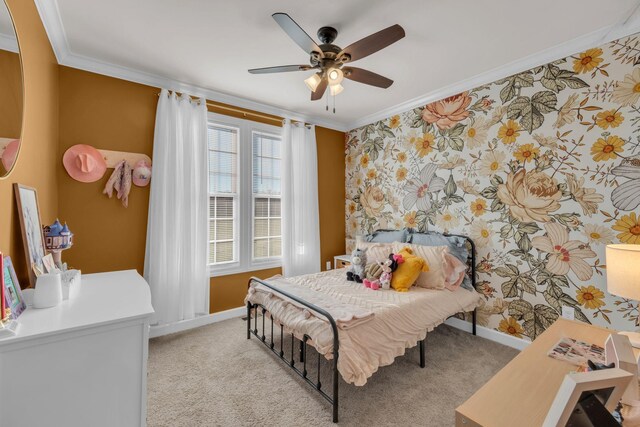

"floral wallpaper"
[345,34,640,340]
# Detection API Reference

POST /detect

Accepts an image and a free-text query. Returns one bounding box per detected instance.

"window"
[208,124,238,265]
[207,113,282,276]
[252,132,282,260]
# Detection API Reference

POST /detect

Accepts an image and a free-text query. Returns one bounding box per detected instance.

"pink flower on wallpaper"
[532,222,596,281]
[422,92,472,130]
[402,164,445,211]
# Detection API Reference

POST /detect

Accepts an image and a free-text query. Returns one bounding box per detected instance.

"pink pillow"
[443,253,467,291]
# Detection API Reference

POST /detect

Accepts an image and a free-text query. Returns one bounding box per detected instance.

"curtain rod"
[156,92,312,126]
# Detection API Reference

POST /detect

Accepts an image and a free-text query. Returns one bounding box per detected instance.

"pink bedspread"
[245,269,483,386]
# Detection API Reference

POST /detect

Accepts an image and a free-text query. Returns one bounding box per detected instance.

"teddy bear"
[380,253,404,290]
[346,248,366,283]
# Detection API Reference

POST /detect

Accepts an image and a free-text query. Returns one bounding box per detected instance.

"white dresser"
[0,270,154,427]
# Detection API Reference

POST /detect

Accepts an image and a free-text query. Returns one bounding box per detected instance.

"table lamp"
[606,244,640,347]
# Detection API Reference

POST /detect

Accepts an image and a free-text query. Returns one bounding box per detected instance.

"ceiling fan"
[248,13,405,103]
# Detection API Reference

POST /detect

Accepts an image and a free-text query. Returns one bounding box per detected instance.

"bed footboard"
[246,277,340,423]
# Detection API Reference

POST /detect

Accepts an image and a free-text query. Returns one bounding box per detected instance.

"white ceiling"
[37,0,640,130]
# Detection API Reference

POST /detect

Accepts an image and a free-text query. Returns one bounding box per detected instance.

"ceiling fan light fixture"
[304,73,322,92]
[329,84,344,96]
[327,68,344,85]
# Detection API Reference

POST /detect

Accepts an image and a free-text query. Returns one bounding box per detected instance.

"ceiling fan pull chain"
[333,93,336,114]
[325,92,328,111]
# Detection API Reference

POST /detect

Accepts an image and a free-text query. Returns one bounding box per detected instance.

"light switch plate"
[326,261,331,270]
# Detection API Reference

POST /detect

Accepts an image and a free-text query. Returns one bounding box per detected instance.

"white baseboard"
[149,306,245,338]
[444,317,530,351]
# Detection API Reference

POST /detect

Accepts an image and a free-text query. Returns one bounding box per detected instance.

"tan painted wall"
[58,67,346,312]
[0,0,58,285]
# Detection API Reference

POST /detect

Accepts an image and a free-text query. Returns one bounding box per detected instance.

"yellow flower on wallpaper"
[346,154,354,168]
[396,167,408,181]
[397,152,407,163]
[498,317,524,338]
[470,199,487,216]
[404,211,417,228]
[360,153,370,168]
[413,133,436,157]
[389,115,401,128]
[347,201,357,215]
[613,212,640,244]
[366,168,377,180]
[612,68,640,107]
[497,120,521,144]
[573,48,603,74]
[576,285,605,310]
[590,136,624,161]
[595,110,623,129]
[513,144,539,163]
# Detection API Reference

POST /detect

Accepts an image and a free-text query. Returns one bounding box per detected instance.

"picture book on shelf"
[548,337,606,367]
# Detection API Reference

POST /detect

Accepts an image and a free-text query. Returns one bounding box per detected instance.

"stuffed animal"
[380,253,403,290]
[346,248,366,283]
[364,263,383,280]
[363,262,383,290]
[363,278,380,290]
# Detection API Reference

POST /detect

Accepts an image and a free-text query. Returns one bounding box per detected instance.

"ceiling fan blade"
[343,67,393,88]
[340,24,405,62]
[272,13,322,56]
[248,65,311,74]
[311,78,328,101]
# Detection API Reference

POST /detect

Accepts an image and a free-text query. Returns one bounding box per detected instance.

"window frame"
[208,112,283,277]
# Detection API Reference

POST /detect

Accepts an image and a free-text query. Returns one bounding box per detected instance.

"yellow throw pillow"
[391,247,429,292]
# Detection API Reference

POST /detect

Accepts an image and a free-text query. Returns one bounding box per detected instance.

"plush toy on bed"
[362,262,383,290]
[346,248,366,283]
[380,253,404,290]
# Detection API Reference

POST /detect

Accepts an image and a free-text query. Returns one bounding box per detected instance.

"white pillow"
[392,243,449,289]
[356,241,396,265]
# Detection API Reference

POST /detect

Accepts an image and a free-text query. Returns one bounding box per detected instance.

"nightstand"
[333,255,351,269]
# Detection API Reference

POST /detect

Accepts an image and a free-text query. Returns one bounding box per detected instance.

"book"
[548,337,606,367]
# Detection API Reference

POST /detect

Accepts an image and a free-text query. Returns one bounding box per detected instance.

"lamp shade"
[606,244,640,300]
[304,73,322,92]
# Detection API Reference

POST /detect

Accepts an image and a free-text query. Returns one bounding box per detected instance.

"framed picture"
[3,256,26,319]
[14,184,46,288]
[543,367,633,426]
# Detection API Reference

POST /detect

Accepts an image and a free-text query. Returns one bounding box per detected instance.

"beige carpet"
[147,317,518,426]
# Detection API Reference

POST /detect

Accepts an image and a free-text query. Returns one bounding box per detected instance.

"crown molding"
[0,33,18,53]
[346,6,640,131]
[32,0,349,132]
[34,0,640,134]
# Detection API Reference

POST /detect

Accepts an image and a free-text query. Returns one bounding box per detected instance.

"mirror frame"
[0,0,24,179]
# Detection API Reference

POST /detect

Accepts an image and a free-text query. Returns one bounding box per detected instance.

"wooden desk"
[456,318,634,427]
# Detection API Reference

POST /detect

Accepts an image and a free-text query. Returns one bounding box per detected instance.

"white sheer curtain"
[281,119,321,277]
[144,89,209,325]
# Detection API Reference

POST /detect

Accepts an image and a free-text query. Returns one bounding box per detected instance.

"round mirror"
[0,0,22,177]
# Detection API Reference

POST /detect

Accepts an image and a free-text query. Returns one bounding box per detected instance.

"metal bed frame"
[246,233,478,423]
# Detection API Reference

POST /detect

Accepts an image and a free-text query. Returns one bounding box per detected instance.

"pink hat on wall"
[1,139,19,171]
[63,144,107,183]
